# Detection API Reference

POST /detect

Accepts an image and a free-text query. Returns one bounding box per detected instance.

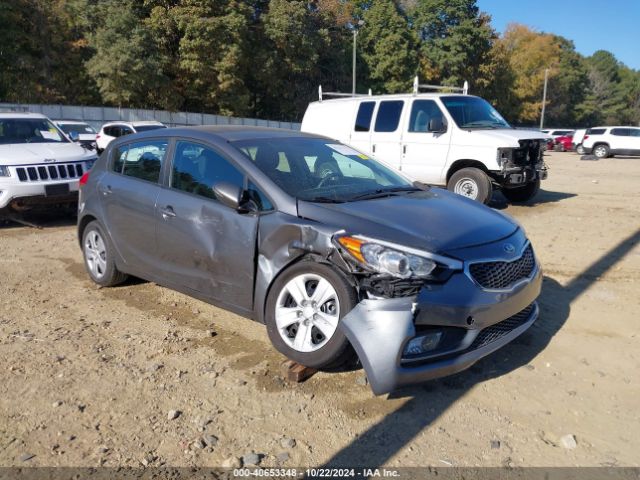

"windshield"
[441,96,511,129]
[135,125,167,132]
[0,118,69,144]
[231,137,416,203]
[58,123,96,134]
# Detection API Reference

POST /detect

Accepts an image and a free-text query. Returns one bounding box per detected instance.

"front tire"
[447,167,492,204]
[502,178,541,203]
[82,220,128,287]
[265,260,357,369]
[593,144,610,159]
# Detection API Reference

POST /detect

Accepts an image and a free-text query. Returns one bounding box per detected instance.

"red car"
[553,135,574,152]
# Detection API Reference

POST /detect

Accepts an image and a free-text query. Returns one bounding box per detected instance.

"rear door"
[99,137,169,274]
[610,128,632,152]
[400,99,451,183]
[155,140,259,311]
[370,100,405,169]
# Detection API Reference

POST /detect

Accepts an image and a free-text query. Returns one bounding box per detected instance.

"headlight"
[337,235,437,279]
[0,166,10,177]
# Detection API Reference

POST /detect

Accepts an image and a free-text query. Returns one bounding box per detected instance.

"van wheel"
[576,144,585,155]
[502,178,540,203]
[82,220,128,287]
[265,261,357,369]
[447,167,492,204]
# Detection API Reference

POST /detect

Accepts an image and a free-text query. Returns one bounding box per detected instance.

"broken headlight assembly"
[335,235,458,281]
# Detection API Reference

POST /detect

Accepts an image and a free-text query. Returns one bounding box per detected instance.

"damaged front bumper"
[340,261,542,395]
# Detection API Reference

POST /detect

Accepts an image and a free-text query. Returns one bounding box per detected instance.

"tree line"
[1,0,639,127]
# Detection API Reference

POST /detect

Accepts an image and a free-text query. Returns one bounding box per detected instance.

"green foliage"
[0,0,638,126]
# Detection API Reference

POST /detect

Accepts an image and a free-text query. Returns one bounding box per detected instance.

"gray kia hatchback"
[78,126,542,395]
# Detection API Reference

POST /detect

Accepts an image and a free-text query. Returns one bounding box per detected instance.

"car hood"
[297,188,519,255]
[0,143,96,165]
[455,128,549,148]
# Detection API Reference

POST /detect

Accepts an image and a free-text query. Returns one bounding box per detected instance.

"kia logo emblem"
[503,243,515,254]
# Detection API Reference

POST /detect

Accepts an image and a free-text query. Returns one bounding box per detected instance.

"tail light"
[96,134,101,139]
[583,135,589,140]
[79,171,90,188]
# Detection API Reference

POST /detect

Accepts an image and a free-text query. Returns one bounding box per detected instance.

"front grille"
[469,303,535,350]
[469,244,535,290]
[14,163,83,182]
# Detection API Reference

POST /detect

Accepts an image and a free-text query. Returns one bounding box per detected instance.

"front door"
[400,99,451,184]
[370,100,405,169]
[155,140,258,312]
[99,138,169,274]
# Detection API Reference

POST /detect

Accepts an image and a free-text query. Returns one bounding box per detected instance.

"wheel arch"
[446,159,491,183]
[77,214,97,245]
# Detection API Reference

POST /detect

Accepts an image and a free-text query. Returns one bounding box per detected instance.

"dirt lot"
[0,151,638,469]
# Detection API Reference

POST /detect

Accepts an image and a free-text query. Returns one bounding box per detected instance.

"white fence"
[0,102,301,131]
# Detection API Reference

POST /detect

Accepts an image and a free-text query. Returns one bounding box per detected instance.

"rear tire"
[593,144,610,159]
[576,144,585,155]
[447,167,492,204]
[81,220,128,287]
[502,178,541,203]
[265,260,357,369]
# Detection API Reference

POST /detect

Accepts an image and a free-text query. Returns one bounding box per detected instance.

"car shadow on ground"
[0,208,77,230]
[321,228,640,468]
[490,189,577,210]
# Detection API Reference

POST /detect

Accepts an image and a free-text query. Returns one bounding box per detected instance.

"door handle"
[99,185,112,196]
[372,144,376,153]
[161,206,176,219]
[402,145,407,154]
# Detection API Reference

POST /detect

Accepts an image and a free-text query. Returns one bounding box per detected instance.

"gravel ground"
[0,151,638,468]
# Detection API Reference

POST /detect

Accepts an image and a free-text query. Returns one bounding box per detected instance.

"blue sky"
[477,0,640,70]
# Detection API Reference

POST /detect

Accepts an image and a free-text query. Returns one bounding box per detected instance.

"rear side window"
[611,128,630,136]
[587,128,606,135]
[354,102,376,132]
[630,129,640,137]
[171,141,244,201]
[408,100,446,133]
[374,101,404,132]
[114,139,168,183]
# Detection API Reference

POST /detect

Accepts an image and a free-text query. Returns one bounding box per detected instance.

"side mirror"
[213,181,243,210]
[428,118,446,133]
[68,131,80,142]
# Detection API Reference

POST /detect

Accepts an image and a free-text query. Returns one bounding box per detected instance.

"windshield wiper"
[348,186,422,201]
[306,196,345,204]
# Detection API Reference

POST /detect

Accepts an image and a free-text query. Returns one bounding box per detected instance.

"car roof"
[109,125,322,145]
[101,120,165,128]
[0,112,48,119]
[55,120,89,124]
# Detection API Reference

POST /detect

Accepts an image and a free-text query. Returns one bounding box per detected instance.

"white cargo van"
[301,79,548,204]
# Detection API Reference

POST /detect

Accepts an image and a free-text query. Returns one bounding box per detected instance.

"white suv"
[0,113,98,214]
[582,126,640,158]
[96,121,166,153]
[302,88,548,204]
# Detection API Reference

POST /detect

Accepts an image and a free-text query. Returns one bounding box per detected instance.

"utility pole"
[352,29,357,96]
[540,68,549,130]
[352,20,364,96]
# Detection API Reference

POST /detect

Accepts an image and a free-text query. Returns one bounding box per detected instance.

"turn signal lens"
[337,236,365,263]
[79,171,90,187]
